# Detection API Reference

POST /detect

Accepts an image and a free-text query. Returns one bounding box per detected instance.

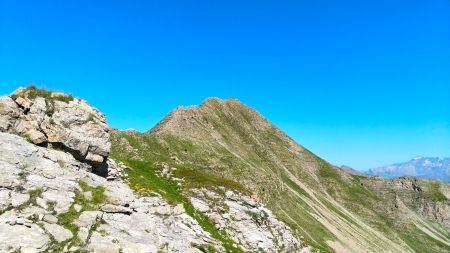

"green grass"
[112,130,335,252]
[424,183,448,202]
[111,132,249,194]
[122,160,243,252]
[192,243,217,253]
[172,166,249,193]
[317,159,379,210]
[111,123,450,253]
[12,85,74,103]
[51,180,106,251]
[280,172,311,198]
[397,226,450,253]
[78,180,106,207]
[57,205,80,236]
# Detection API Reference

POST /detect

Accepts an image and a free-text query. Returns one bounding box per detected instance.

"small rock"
[173,204,185,215]
[26,129,47,145]
[74,204,82,212]
[36,197,48,209]
[73,211,102,228]
[190,197,210,213]
[15,96,32,110]
[83,191,93,201]
[100,204,132,214]
[44,223,73,242]
[43,214,58,224]
[78,227,89,244]
[155,205,172,215]
[11,192,30,207]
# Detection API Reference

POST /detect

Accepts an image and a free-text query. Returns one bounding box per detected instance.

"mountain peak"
[200,97,240,105]
[148,97,273,138]
[413,155,423,160]
[114,94,450,253]
[368,156,450,182]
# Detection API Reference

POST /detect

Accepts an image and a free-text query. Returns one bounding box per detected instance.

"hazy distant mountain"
[367,157,450,182]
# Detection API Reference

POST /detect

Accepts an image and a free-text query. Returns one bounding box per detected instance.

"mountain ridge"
[1,87,450,252]
[112,96,450,252]
[367,157,450,182]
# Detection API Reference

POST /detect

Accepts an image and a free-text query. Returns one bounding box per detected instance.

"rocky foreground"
[0,87,308,253]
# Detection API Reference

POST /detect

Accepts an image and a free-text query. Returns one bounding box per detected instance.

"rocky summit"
[1,87,450,253]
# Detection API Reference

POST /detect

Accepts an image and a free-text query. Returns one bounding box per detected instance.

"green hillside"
[111,98,450,253]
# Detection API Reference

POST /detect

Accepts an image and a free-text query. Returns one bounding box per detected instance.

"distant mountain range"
[367,157,450,182]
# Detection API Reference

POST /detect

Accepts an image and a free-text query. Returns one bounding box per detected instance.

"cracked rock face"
[0,132,222,252]
[189,188,309,253]
[0,87,110,167]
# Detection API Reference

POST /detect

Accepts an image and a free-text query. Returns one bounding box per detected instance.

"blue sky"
[0,0,449,170]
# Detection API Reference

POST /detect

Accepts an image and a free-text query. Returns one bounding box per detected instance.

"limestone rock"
[190,188,303,252]
[11,192,30,207]
[44,223,73,242]
[0,96,20,131]
[43,214,58,224]
[100,204,133,214]
[73,211,103,228]
[0,87,111,167]
[0,223,49,252]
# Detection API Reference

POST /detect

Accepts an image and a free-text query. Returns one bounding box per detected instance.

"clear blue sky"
[1,0,449,170]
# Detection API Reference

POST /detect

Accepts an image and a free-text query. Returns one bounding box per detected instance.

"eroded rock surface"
[0,87,110,167]
[189,188,308,253]
[0,132,221,252]
[0,88,317,253]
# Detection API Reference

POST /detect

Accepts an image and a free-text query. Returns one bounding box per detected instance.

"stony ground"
[0,87,311,253]
[0,132,222,252]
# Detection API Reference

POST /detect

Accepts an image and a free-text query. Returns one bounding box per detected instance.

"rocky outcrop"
[189,188,308,253]
[369,176,450,229]
[0,132,222,252]
[0,86,110,167]
[0,88,312,252]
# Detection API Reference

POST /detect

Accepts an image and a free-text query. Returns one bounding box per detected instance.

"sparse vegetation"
[192,243,217,253]
[109,99,450,253]
[121,160,243,252]
[12,85,73,103]
[10,85,73,117]
[53,180,106,251]
[424,183,448,201]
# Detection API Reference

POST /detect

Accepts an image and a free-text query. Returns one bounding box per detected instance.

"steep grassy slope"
[111,98,450,253]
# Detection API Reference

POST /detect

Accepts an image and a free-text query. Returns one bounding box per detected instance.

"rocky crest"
[121,97,450,253]
[2,88,450,252]
[0,86,110,168]
[0,88,309,253]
